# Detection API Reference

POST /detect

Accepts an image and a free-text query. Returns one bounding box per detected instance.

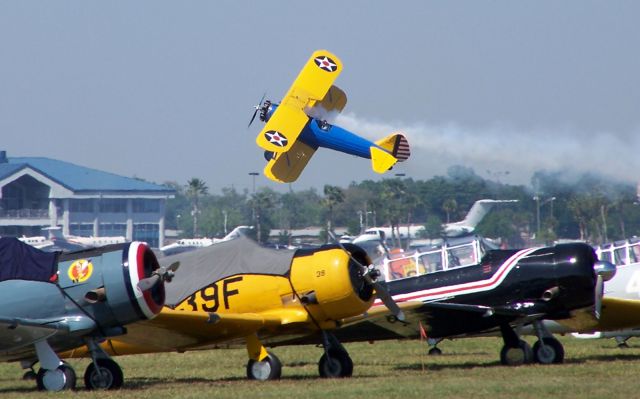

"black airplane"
[269,236,615,366]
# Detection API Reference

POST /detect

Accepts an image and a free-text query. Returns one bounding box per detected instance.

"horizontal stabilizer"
[370,146,397,174]
[375,132,410,162]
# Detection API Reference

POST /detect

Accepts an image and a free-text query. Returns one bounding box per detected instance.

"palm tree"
[185,178,208,237]
[442,198,458,224]
[323,185,345,242]
[248,190,275,243]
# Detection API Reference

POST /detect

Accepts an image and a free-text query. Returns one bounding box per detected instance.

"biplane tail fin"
[370,132,410,174]
[375,132,411,162]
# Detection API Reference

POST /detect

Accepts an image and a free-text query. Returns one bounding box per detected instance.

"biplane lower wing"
[264,139,317,183]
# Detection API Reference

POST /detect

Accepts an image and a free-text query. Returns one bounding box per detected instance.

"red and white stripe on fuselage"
[373,247,540,307]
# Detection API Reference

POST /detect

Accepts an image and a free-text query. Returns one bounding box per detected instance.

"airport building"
[0,151,175,247]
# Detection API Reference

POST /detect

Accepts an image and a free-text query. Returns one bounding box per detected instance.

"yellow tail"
[370,132,410,174]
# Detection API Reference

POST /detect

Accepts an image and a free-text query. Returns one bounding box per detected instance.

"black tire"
[318,349,353,378]
[532,337,564,364]
[500,339,533,366]
[84,358,124,390]
[428,347,443,356]
[246,352,282,381]
[36,363,76,391]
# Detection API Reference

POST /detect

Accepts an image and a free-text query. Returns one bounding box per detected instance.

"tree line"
[163,166,640,248]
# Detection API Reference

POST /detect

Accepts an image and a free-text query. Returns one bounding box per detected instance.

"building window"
[69,223,94,237]
[133,199,160,213]
[133,223,159,248]
[69,199,94,213]
[99,199,127,213]
[98,223,127,237]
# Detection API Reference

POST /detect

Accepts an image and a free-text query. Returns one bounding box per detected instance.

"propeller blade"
[372,280,405,322]
[248,93,266,127]
[327,231,405,321]
[594,274,603,319]
[137,275,160,292]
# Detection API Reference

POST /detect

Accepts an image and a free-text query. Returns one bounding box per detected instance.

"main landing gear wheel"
[36,363,76,391]
[428,347,443,356]
[318,349,353,378]
[533,337,564,364]
[246,352,282,381]
[500,340,533,366]
[84,358,123,390]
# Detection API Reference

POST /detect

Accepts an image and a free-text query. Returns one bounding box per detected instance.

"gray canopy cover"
[160,236,297,306]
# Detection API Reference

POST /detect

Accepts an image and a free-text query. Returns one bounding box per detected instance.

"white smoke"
[335,113,640,185]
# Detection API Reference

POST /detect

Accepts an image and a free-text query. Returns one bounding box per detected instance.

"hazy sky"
[2,1,639,193]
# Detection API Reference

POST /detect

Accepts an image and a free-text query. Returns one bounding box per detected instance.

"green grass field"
[1,336,639,398]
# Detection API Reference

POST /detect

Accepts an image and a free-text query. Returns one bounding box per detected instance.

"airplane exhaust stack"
[84,287,106,303]
[542,286,560,301]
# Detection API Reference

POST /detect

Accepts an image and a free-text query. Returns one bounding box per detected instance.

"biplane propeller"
[252,50,411,183]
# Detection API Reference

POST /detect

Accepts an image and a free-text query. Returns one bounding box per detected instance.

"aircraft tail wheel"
[318,349,353,378]
[84,358,124,390]
[500,339,533,366]
[36,364,77,391]
[246,352,282,381]
[533,337,564,364]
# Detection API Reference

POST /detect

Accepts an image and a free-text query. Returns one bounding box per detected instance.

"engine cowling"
[58,241,165,330]
[288,244,374,324]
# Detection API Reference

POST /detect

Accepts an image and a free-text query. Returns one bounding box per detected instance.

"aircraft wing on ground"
[256,50,343,154]
[67,307,315,355]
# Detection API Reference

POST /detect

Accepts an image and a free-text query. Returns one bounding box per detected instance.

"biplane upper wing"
[256,50,343,153]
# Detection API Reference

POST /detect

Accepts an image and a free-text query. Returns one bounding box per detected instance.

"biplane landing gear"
[318,331,353,378]
[615,336,630,349]
[499,324,533,366]
[532,321,564,364]
[83,339,123,390]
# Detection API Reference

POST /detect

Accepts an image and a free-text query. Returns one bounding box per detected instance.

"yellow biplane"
[250,50,410,183]
[64,236,415,385]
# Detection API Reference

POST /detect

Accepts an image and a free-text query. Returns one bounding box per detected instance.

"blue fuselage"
[266,104,380,159]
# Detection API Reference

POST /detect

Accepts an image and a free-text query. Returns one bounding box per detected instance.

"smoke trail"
[335,113,640,185]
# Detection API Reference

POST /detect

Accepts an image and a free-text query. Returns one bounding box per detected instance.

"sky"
[1,1,639,194]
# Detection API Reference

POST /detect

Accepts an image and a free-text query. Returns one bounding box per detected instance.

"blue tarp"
[0,238,58,283]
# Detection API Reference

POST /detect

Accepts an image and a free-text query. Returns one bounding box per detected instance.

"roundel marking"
[314,55,338,72]
[264,130,288,147]
[68,259,93,283]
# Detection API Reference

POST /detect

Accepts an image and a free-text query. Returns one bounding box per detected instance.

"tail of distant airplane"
[443,199,519,237]
[371,132,410,173]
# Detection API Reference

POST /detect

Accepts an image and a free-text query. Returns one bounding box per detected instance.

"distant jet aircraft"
[159,226,253,256]
[351,199,519,246]
[19,226,125,252]
[251,49,410,183]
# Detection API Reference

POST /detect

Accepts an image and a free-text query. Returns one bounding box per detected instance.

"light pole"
[534,196,556,241]
[248,172,259,193]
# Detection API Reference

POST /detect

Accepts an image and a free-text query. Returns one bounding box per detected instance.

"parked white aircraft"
[159,226,253,256]
[351,199,519,246]
[19,226,125,252]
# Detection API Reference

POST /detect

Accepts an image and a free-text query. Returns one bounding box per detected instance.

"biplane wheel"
[246,352,282,381]
[84,358,123,390]
[500,339,533,366]
[428,347,442,356]
[22,370,37,380]
[318,349,353,378]
[36,363,76,391]
[532,337,564,364]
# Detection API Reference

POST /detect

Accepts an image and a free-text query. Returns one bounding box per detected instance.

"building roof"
[1,156,173,193]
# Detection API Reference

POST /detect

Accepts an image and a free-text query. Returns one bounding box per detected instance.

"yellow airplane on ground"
[65,236,412,386]
[250,49,410,183]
